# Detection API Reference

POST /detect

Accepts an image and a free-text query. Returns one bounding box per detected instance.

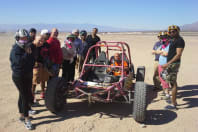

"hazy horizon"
[0,0,198,30]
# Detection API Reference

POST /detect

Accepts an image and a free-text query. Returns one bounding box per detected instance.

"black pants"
[12,73,33,117]
[88,50,96,63]
[62,57,76,82]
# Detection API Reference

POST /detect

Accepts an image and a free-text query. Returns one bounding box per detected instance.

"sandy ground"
[0,32,198,132]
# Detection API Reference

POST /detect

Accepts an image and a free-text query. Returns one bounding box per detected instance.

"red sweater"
[47,37,63,64]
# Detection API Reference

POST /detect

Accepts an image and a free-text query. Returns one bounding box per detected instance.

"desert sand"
[0,32,197,132]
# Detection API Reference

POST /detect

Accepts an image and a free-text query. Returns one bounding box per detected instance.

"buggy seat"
[87,51,109,83]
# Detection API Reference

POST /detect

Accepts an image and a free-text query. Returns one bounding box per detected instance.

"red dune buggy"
[45,41,148,122]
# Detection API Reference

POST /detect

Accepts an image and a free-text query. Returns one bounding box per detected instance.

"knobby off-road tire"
[45,77,67,114]
[136,66,145,82]
[133,81,147,122]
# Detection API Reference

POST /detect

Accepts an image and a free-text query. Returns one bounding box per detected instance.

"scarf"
[161,39,169,49]
[64,39,72,49]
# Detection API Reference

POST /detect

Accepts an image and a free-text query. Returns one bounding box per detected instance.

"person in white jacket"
[62,34,77,82]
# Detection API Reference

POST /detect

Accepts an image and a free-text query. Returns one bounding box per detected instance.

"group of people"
[9,27,100,130]
[152,25,185,110]
[9,24,185,130]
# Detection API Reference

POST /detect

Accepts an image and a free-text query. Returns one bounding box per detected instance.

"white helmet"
[15,29,29,41]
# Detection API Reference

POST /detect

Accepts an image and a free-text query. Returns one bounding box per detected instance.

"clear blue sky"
[0,0,197,30]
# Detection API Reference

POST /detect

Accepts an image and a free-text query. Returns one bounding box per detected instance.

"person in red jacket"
[47,28,63,76]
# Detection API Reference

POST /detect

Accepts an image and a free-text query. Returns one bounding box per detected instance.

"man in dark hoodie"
[10,29,35,130]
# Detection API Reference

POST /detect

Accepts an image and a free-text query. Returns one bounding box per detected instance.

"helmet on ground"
[15,29,29,41]
[168,25,180,32]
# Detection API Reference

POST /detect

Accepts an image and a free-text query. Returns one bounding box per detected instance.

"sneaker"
[19,117,25,123]
[164,105,178,111]
[161,95,170,100]
[24,120,33,130]
[31,101,40,107]
[166,99,172,104]
[29,110,37,115]
[40,92,45,99]
[19,116,33,123]
[160,92,166,96]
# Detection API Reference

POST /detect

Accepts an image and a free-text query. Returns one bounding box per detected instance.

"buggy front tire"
[133,81,147,122]
[45,77,67,114]
[136,66,145,81]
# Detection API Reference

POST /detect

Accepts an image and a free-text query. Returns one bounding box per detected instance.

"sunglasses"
[169,30,176,34]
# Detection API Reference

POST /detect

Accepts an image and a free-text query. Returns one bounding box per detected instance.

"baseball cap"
[72,29,79,34]
[80,30,87,36]
[41,29,50,35]
[67,34,76,39]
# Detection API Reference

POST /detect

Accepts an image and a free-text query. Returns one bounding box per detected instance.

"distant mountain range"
[0,23,132,32]
[181,21,198,31]
[0,21,198,32]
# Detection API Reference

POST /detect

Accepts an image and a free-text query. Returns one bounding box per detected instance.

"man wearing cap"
[86,28,101,62]
[62,34,76,82]
[163,25,185,110]
[32,30,51,100]
[41,29,50,41]
[71,29,83,79]
[152,31,162,91]
[78,30,88,74]
[38,30,50,98]
[47,28,63,76]
[72,29,83,55]
[40,29,51,72]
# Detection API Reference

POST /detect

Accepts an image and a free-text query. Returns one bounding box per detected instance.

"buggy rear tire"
[45,77,67,114]
[136,66,145,81]
[133,81,147,122]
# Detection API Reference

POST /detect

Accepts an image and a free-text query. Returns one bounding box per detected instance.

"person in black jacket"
[86,28,100,63]
[10,29,35,130]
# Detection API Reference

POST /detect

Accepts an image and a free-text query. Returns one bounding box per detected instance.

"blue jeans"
[52,64,60,77]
